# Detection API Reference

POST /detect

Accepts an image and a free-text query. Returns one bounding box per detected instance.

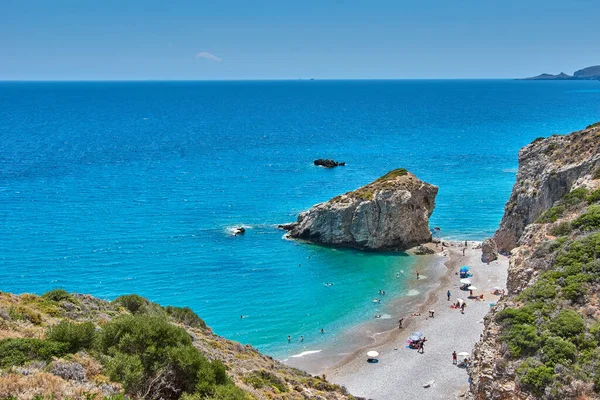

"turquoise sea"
[1,80,599,359]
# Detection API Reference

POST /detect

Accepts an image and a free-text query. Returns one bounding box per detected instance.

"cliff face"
[469,123,600,400]
[282,169,438,251]
[494,123,600,253]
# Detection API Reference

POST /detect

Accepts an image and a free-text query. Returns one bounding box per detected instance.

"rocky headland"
[469,122,600,399]
[521,65,600,80]
[281,169,438,251]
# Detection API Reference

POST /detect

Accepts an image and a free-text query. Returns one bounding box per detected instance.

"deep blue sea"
[1,80,599,359]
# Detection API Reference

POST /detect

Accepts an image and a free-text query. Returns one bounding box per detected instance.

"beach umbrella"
[411,331,423,337]
[460,266,470,271]
[467,286,478,290]
[367,351,379,358]
[460,279,472,284]
[493,286,501,290]
[457,352,470,358]
[410,335,422,341]
[457,298,465,306]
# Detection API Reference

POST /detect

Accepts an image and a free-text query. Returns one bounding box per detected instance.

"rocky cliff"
[469,123,600,400]
[0,290,359,400]
[494,123,600,252]
[281,169,438,251]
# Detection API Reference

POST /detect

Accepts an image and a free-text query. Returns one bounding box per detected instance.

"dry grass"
[0,372,104,399]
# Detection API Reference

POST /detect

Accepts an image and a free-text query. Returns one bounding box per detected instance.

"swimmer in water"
[300,335,304,342]
[287,335,291,342]
[321,328,325,334]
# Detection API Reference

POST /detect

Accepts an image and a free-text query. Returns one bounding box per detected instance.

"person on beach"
[398,318,404,329]
[419,337,426,353]
[470,289,473,296]
[416,271,420,280]
[447,290,451,301]
[465,240,467,247]
[461,303,466,314]
[453,351,457,364]
[462,247,465,256]
[429,310,435,318]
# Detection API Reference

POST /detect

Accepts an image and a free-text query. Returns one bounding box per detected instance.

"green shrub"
[551,221,572,237]
[205,384,250,400]
[104,353,145,393]
[549,310,585,338]
[572,205,600,231]
[517,359,555,395]
[113,294,150,314]
[542,336,577,365]
[587,188,600,204]
[593,167,600,180]
[46,321,96,353]
[242,370,288,393]
[561,274,590,302]
[496,307,536,325]
[520,279,558,301]
[563,188,589,206]
[166,306,207,329]
[42,289,76,303]
[536,205,566,223]
[502,324,541,358]
[8,305,42,325]
[0,338,68,367]
[555,233,600,269]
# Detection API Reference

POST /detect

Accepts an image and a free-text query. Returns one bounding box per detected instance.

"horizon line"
[0,77,532,83]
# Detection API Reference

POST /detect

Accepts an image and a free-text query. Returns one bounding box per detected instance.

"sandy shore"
[327,242,509,400]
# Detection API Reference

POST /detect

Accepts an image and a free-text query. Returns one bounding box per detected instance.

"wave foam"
[290,350,322,358]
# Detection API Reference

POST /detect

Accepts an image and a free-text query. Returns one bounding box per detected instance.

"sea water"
[1,80,599,359]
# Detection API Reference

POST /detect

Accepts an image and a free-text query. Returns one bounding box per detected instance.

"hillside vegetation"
[0,291,357,400]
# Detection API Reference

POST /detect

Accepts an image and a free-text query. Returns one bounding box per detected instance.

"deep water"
[1,80,599,358]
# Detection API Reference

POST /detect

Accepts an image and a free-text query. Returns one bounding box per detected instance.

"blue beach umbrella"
[460,266,470,272]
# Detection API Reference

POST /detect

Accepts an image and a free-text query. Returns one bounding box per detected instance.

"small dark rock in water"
[233,227,245,236]
[434,227,441,231]
[314,159,345,168]
[414,245,436,255]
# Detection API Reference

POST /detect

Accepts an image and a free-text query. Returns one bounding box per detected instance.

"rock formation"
[469,123,600,400]
[414,244,436,255]
[493,123,600,252]
[314,159,346,168]
[481,238,498,263]
[281,169,438,251]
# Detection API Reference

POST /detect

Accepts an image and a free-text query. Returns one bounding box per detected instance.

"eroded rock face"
[493,125,600,252]
[281,169,438,251]
[481,238,498,263]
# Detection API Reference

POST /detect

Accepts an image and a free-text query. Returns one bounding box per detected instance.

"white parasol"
[367,351,379,358]
[460,279,472,284]
[467,286,478,290]
[457,352,470,358]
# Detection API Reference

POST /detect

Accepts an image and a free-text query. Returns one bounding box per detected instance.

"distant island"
[521,65,600,80]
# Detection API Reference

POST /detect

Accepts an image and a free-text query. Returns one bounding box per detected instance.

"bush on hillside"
[46,321,96,354]
[42,289,76,303]
[0,338,68,367]
[166,306,207,329]
[113,294,150,314]
[572,205,600,231]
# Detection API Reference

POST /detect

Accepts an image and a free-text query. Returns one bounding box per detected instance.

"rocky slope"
[281,169,438,251]
[494,122,600,253]
[469,123,600,400]
[0,291,359,400]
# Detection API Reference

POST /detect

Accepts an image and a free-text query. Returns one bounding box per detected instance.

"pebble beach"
[327,242,509,400]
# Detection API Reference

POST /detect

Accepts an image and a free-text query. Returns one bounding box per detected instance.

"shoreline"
[323,241,509,399]
[283,245,446,374]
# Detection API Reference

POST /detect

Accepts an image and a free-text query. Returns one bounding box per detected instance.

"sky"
[1,0,599,80]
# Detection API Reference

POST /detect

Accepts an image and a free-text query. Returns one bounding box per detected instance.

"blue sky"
[1,0,599,80]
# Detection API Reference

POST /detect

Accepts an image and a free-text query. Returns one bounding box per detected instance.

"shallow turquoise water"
[1,80,599,357]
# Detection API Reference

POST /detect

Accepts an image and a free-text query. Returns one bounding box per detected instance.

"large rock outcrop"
[493,123,600,252]
[281,169,438,251]
[469,123,600,400]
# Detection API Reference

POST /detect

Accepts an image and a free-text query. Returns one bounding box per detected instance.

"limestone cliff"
[469,123,600,400]
[494,123,600,252]
[281,169,438,251]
